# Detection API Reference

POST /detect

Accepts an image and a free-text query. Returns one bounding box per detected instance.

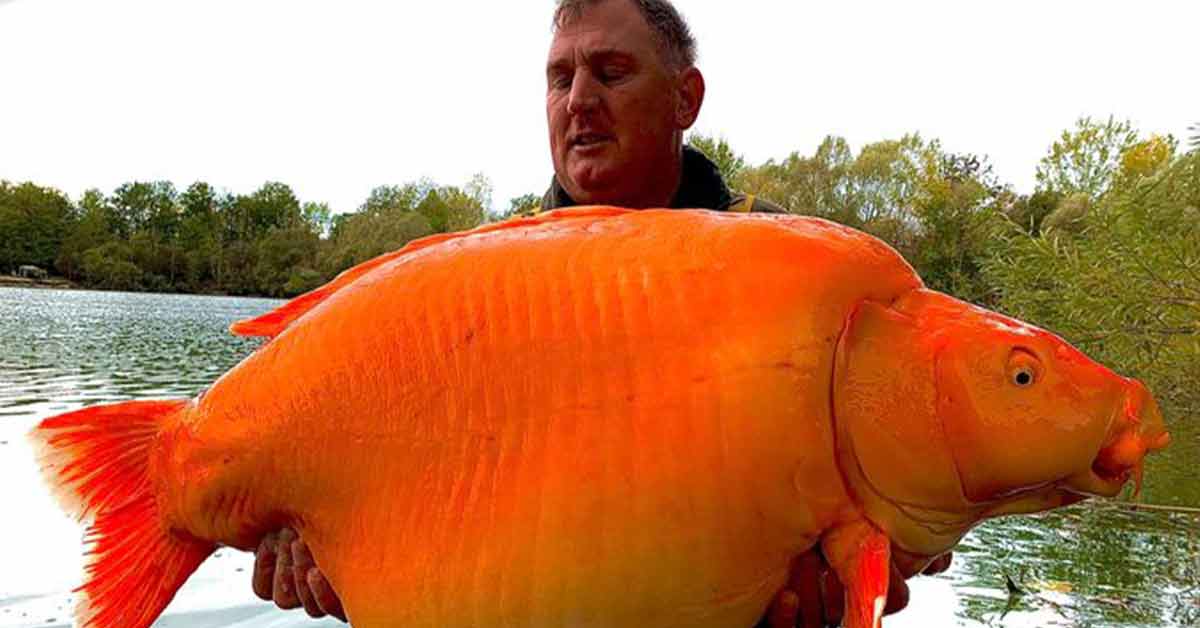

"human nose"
[566,69,600,115]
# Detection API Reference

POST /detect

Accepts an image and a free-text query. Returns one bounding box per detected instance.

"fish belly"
[174,211,918,626]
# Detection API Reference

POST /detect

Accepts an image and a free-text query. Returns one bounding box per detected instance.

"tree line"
[0,174,493,298]
[1,117,1196,413]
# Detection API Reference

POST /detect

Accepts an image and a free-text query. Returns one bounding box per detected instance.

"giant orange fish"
[31,207,1169,628]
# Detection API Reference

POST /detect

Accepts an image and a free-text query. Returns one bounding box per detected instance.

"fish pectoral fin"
[820,521,891,628]
[230,206,632,338]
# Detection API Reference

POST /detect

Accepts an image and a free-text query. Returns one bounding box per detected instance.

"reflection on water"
[0,288,270,414]
[954,506,1199,626]
[0,287,1196,627]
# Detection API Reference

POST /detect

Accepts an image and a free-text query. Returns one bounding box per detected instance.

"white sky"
[0,0,1196,215]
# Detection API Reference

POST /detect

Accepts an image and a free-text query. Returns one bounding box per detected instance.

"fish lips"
[1064,382,1171,499]
[1063,465,1134,498]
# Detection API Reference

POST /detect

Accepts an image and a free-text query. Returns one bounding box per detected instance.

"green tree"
[497,193,541,221]
[416,188,452,233]
[220,240,259,295]
[443,188,487,232]
[110,181,179,239]
[987,151,1200,416]
[1115,134,1178,190]
[255,226,321,297]
[1035,116,1138,200]
[319,210,432,276]
[176,182,228,289]
[463,173,493,216]
[129,231,185,291]
[180,182,219,218]
[328,213,352,242]
[1040,192,1092,235]
[0,181,74,273]
[735,134,932,232]
[1002,189,1062,237]
[227,182,301,241]
[1189,122,1199,151]
[850,134,928,227]
[908,152,1006,303]
[318,181,436,276]
[687,133,746,184]
[80,241,142,291]
[359,184,425,217]
[737,136,1003,303]
[57,189,118,280]
[302,201,333,237]
[735,135,856,221]
[414,175,490,233]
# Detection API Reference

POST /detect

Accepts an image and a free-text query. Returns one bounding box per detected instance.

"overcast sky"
[1,0,1196,214]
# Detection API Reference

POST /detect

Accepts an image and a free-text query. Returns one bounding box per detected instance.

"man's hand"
[252,527,952,627]
[762,550,953,627]
[253,528,347,622]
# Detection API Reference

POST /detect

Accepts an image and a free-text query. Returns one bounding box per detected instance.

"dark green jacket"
[539,146,786,214]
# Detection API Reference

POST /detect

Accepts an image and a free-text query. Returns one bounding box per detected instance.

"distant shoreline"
[0,278,284,300]
[0,276,76,290]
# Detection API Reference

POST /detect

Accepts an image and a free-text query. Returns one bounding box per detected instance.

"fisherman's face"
[546,0,700,207]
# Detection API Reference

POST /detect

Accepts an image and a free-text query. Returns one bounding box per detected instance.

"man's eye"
[550,75,571,90]
[599,67,628,83]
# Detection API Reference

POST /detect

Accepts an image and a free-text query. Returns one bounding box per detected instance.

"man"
[253,1,949,625]
[537,0,782,215]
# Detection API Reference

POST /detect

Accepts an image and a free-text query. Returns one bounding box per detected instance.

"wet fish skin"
[29,207,1166,628]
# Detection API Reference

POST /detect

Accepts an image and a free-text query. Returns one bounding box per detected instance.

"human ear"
[675,66,705,129]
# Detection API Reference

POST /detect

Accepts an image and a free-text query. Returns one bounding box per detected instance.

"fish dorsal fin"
[229,206,632,338]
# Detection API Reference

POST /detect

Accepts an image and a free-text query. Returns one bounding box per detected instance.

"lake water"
[0,287,1196,627]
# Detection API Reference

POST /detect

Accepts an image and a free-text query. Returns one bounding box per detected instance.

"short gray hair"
[553,0,697,69]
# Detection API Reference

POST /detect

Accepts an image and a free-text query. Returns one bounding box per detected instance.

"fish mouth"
[1064,462,1137,498]
[1065,381,1171,499]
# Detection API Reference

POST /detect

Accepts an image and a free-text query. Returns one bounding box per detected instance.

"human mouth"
[569,132,613,151]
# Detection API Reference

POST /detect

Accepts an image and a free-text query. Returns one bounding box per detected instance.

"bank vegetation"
[2,117,1196,413]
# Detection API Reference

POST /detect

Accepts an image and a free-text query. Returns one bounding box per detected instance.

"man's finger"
[272,528,301,609]
[820,568,844,626]
[252,532,279,601]
[790,552,825,628]
[766,590,799,628]
[307,568,348,622]
[884,561,910,615]
[291,538,324,618]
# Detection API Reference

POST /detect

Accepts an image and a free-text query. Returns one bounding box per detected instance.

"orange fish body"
[31,208,1169,628]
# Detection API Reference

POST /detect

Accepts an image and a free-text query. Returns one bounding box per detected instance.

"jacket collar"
[541,145,733,211]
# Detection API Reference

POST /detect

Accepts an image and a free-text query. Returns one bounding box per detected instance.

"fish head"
[832,288,1170,555]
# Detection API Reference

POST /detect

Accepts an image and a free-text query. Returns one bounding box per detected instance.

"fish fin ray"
[30,400,216,628]
[230,206,632,338]
[821,521,891,628]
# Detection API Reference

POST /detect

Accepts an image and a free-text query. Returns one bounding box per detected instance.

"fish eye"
[1007,348,1041,389]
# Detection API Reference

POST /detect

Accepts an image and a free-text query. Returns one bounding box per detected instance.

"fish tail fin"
[29,400,216,628]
